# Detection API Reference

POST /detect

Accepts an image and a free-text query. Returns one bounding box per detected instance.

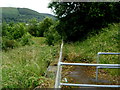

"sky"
[0,0,54,15]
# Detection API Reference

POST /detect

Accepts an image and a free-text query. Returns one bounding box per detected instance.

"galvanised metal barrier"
[55,41,120,88]
[55,40,63,88]
[96,52,120,81]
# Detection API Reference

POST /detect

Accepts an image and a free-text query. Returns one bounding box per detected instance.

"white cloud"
[0,0,53,14]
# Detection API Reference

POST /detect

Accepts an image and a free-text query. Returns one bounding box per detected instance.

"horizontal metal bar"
[98,52,120,55]
[97,66,120,69]
[60,83,120,88]
[60,62,120,67]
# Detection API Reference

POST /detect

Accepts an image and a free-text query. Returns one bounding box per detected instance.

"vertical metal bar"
[96,54,99,81]
[55,40,63,88]
[0,7,2,90]
[59,65,62,88]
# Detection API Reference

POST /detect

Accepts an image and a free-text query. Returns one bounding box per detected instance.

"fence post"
[96,52,120,81]
[96,53,99,81]
[55,40,63,88]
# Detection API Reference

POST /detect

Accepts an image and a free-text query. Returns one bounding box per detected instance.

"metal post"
[96,52,120,81]
[55,40,63,88]
[55,50,120,88]
[96,54,99,81]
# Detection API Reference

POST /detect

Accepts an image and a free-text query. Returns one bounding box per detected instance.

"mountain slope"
[1,7,55,23]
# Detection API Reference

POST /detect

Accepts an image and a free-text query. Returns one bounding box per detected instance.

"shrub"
[2,22,27,40]
[2,37,16,50]
[28,18,41,37]
[2,22,31,50]
[12,23,27,39]
[44,21,61,45]
[20,33,33,46]
[38,17,54,37]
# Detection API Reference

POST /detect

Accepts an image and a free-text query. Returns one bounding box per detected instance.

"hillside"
[1,7,55,23]
[64,23,119,64]
[63,23,119,83]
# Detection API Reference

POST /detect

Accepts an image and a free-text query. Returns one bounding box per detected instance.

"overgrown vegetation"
[2,22,33,50]
[2,17,60,50]
[2,37,59,88]
[63,23,120,76]
[1,16,61,88]
[1,2,120,89]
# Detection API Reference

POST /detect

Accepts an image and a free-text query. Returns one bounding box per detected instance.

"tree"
[28,18,39,36]
[49,2,120,41]
[44,21,61,45]
[38,17,54,37]
[12,23,27,39]
[28,17,54,37]
[2,22,30,50]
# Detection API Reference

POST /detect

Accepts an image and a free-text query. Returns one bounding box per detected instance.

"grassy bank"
[2,37,59,88]
[63,23,120,76]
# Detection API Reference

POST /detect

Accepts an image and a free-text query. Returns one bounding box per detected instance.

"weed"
[2,37,59,88]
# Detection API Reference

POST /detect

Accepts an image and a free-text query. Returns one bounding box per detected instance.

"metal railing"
[56,62,120,88]
[55,42,120,88]
[60,83,119,88]
[96,52,120,81]
[55,40,63,88]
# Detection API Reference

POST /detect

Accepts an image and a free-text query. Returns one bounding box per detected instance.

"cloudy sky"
[0,0,54,14]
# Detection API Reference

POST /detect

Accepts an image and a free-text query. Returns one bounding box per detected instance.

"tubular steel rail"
[60,83,120,88]
[55,40,63,88]
[60,62,120,67]
[55,41,120,88]
[96,52,120,81]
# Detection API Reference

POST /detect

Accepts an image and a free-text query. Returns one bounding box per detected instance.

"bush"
[2,22,27,40]
[44,21,61,45]
[2,37,16,50]
[28,19,39,37]
[12,23,27,39]
[20,33,33,46]
[2,22,32,50]
[38,17,54,37]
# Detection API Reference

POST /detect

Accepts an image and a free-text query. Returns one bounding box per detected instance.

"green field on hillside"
[1,7,55,23]
[2,7,19,17]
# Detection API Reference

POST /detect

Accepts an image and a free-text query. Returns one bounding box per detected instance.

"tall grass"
[63,23,120,75]
[2,37,59,88]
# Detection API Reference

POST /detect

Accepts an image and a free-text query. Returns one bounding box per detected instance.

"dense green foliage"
[28,18,54,37]
[44,21,61,45]
[2,16,61,50]
[1,7,55,23]
[39,17,54,37]
[2,22,32,50]
[1,14,60,88]
[2,37,59,88]
[49,2,120,41]
[27,17,61,45]
[63,23,120,76]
